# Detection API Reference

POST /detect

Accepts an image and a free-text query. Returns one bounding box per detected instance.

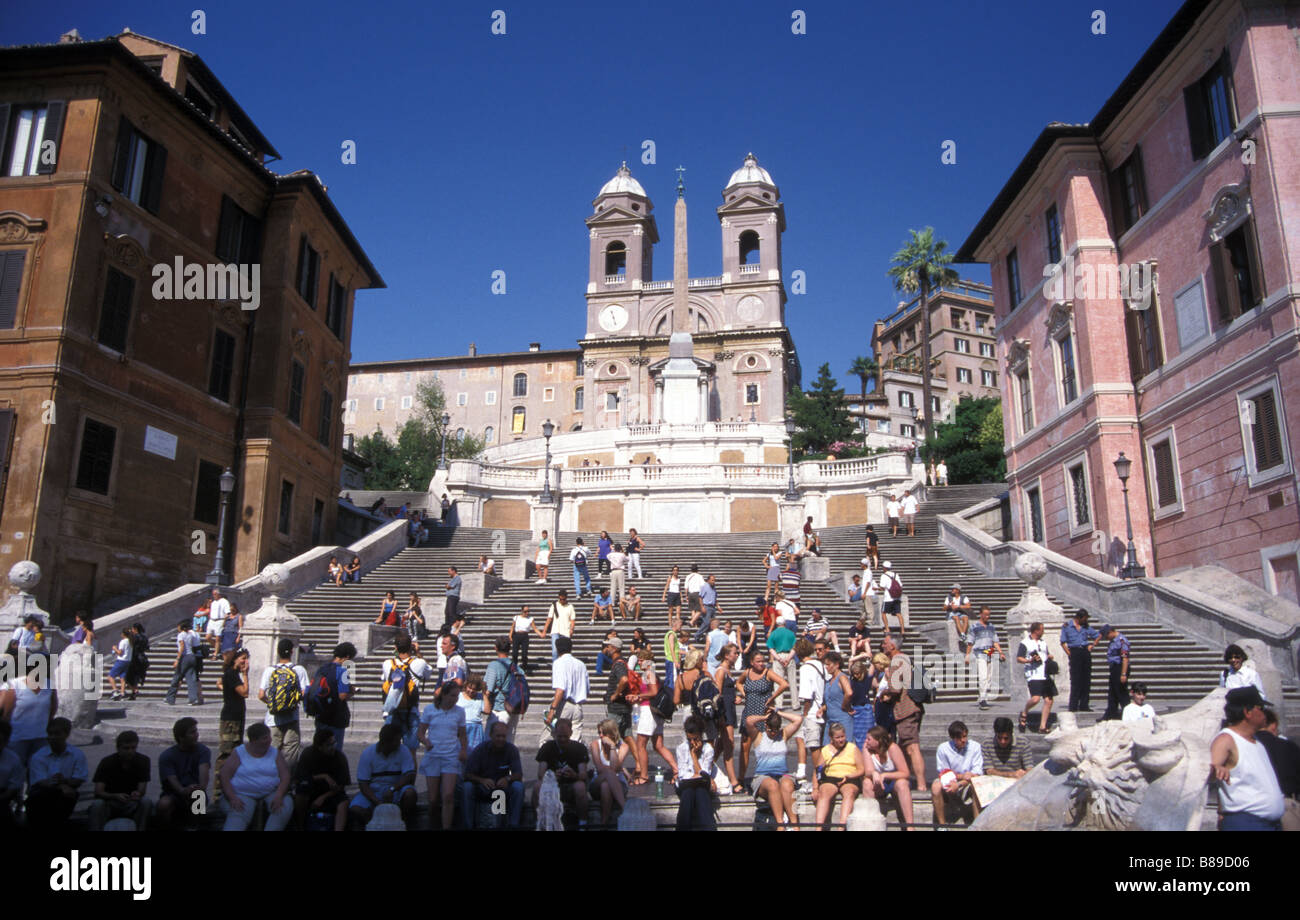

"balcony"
[604,274,626,285]
[739,264,761,275]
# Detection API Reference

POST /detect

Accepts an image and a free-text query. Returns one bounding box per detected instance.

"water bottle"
[654,767,664,800]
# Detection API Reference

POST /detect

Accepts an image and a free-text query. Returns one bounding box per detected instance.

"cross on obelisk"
[675,164,686,197]
[672,167,689,332]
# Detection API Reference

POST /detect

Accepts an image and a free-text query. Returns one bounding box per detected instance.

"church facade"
[346,155,800,450]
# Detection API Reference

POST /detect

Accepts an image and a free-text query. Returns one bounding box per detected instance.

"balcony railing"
[739,264,761,274]
[604,274,626,285]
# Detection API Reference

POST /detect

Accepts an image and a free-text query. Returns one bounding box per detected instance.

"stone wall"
[763,446,788,464]
[578,498,624,532]
[826,493,867,527]
[731,498,778,532]
[483,499,531,530]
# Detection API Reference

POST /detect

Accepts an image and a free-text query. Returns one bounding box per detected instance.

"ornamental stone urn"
[241,564,303,678]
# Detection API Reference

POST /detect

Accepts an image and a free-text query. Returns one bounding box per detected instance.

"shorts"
[536,551,551,566]
[418,751,462,777]
[206,618,224,637]
[820,776,862,793]
[666,592,681,608]
[877,779,897,797]
[883,599,901,615]
[636,705,664,737]
[895,712,922,748]
[557,779,589,804]
[688,593,702,613]
[903,513,915,524]
[888,516,899,526]
[799,717,824,749]
[1028,679,1054,698]
[109,660,130,678]
[608,705,633,739]
[351,785,414,810]
[767,567,781,582]
[750,772,790,794]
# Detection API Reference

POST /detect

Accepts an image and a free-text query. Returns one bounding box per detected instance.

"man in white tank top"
[1211,687,1285,831]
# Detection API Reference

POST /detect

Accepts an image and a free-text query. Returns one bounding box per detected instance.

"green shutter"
[35,101,64,175]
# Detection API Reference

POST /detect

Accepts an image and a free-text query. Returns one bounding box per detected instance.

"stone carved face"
[1051,721,1183,831]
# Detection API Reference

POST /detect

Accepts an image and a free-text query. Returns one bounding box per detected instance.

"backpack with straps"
[303,663,339,720]
[497,660,530,715]
[886,574,903,600]
[266,663,303,716]
[693,673,720,721]
[382,656,422,711]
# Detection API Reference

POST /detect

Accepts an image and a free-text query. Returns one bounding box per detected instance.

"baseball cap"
[883,561,893,569]
[605,637,623,650]
[1225,686,1272,709]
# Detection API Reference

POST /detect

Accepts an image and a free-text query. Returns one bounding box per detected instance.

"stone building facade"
[0,31,381,616]
[958,0,1300,601]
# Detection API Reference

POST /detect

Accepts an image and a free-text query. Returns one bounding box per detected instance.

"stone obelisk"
[660,167,705,423]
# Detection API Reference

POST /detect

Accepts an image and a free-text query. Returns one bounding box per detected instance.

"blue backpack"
[498,660,529,715]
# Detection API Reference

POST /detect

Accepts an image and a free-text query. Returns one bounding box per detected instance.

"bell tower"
[718,153,785,292]
[586,163,658,296]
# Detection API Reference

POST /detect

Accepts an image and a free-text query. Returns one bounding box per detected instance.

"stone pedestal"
[800,555,830,584]
[241,564,304,678]
[1004,553,1067,711]
[503,559,527,581]
[459,572,502,606]
[0,561,45,635]
[777,500,805,539]
[529,500,558,537]
[55,643,101,728]
[337,623,401,659]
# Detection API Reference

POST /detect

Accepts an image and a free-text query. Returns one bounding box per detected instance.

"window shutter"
[1252,391,1284,471]
[1131,148,1148,217]
[241,211,262,265]
[142,141,166,214]
[111,116,132,192]
[1210,240,1233,324]
[1152,441,1177,508]
[0,250,26,330]
[1184,84,1209,161]
[216,195,238,262]
[1244,219,1265,308]
[98,268,134,351]
[35,100,64,175]
[1124,309,1146,381]
[0,105,11,173]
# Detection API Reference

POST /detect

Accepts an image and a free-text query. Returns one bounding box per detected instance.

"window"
[455,427,465,440]
[574,387,584,411]
[312,499,324,545]
[216,196,261,264]
[377,374,384,384]
[208,329,236,402]
[287,361,305,425]
[484,426,495,443]
[932,396,941,415]
[278,480,293,535]
[605,391,619,411]
[898,391,914,409]
[1210,220,1264,325]
[317,389,333,446]
[1045,204,1062,265]
[543,387,555,402]
[485,391,497,406]
[955,338,970,354]
[1058,335,1078,405]
[981,370,997,388]
[0,250,26,330]
[900,424,915,438]
[75,418,116,495]
[400,395,412,410]
[456,392,468,407]
[745,383,760,405]
[1185,52,1235,160]
[956,368,972,384]
[1025,486,1044,543]
[403,372,411,383]
[110,117,166,213]
[296,235,319,309]
[325,275,346,339]
[545,362,554,374]
[1017,370,1034,434]
[979,342,994,358]
[1110,149,1148,235]
[183,80,216,119]
[1148,436,1181,513]
[193,460,222,525]
[974,314,989,334]
[0,409,13,517]
[1006,249,1022,307]
[489,367,497,377]
[513,373,528,397]
[2,102,65,176]
[1125,301,1164,380]
[511,406,526,433]
[459,368,468,379]
[374,397,385,411]
[1239,383,1289,483]
[875,420,889,433]
[97,268,134,352]
[1067,460,1091,531]
[604,241,627,276]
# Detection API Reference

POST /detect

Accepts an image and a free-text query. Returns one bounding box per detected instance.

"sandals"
[732,783,746,795]
[1018,713,1028,731]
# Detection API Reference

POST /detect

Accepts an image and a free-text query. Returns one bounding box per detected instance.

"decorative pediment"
[1203,183,1251,243]
[1007,338,1031,374]
[103,232,148,268]
[0,210,47,243]
[1045,301,1074,339]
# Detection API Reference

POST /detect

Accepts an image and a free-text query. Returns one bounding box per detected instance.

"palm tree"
[848,355,878,436]
[887,228,959,445]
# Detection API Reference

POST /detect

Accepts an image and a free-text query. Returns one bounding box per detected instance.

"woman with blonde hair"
[712,643,744,794]
[589,718,630,825]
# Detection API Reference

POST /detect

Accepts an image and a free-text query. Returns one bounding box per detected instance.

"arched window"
[484,426,494,443]
[739,230,761,265]
[455,427,465,441]
[574,386,584,411]
[513,373,528,397]
[511,406,526,433]
[604,241,627,276]
[654,308,711,336]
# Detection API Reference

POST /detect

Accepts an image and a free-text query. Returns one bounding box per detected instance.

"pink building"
[958,0,1300,601]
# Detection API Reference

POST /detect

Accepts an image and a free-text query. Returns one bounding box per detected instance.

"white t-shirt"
[549,602,576,637]
[607,551,627,572]
[512,614,534,634]
[798,660,827,722]
[551,653,590,703]
[114,638,132,664]
[418,704,466,760]
[569,546,590,565]
[381,656,435,705]
[943,594,970,612]
[1018,637,1048,681]
[176,631,203,656]
[684,572,705,594]
[259,663,310,728]
[902,495,919,514]
[209,597,231,621]
[886,500,902,518]
[1122,702,1156,723]
[775,599,798,628]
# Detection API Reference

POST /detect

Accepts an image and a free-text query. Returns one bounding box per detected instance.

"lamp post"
[438,412,451,470]
[1113,451,1146,579]
[206,467,236,586]
[783,416,799,501]
[541,419,555,503]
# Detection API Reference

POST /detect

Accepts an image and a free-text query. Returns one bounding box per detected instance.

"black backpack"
[693,674,720,721]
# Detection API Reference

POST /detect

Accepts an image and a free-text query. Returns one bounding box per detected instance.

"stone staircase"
[92,483,1299,828]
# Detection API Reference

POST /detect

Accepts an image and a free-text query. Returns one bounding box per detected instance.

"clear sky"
[12,0,1185,392]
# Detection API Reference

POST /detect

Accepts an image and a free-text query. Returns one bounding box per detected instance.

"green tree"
[922,396,1006,483]
[887,228,959,443]
[414,379,485,462]
[788,363,856,455]
[353,379,485,490]
[848,354,878,400]
[354,428,403,489]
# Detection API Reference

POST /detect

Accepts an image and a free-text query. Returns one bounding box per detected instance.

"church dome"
[598,162,646,198]
[725,152,775,189]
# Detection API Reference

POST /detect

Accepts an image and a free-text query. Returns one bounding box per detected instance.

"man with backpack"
[305,643,356,747]
[257,638,310,770]
[878,562,905,637]
[382,633,435,753]
[570,538,595,598]
[485,636,529,744]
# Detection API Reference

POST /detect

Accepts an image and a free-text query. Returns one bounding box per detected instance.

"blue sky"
[15,0,1184,392]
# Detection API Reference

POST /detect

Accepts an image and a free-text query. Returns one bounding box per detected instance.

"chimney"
[468,342,477,356]
[59,28,83,43]
[528,342,540,352]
